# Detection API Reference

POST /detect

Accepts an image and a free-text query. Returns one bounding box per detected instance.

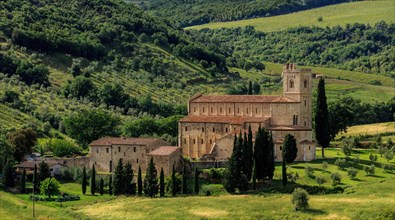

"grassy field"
[187,0,395,32]
[1,148,394,219]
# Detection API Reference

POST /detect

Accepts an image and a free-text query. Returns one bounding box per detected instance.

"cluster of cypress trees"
[224,125,275,193]
[113,159,135,196]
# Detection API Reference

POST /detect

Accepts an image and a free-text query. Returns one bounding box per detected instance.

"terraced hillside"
[188,0,395,32]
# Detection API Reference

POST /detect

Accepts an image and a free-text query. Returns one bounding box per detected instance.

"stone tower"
[282,63,312,128]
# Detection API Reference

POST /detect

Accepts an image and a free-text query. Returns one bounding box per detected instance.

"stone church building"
[178,64,316,162]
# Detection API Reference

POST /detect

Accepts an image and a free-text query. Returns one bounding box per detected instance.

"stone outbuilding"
[147,146,182,176]
[15,161,68,177]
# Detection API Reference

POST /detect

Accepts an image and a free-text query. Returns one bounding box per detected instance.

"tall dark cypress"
[144,157,158,197]
[182,163,188,194]
[282,134,298,164]
[194,167,199,195]
[315,78,330,158]
[137,166,142,196]
[242,132,248,180]
[245,125,254,181]
[91,164,96,195]
[261,128,269,179]
[171,163,176,197]
[160,167,165,197]
[282,160,287,186]
[114,159,124,195]
[82,166,87,195]
[266,132,275,181]
[252,162,257,190]
[109,175,113,195]
[254,126,264,181]
[20,168,26,193]
[124,162,134,195]
[99,178,104,195]
[248,81,253,95]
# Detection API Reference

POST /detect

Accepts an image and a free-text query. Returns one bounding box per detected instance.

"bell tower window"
[290,80,294,88]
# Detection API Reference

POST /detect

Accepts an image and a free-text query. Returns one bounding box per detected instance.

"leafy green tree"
[20,168,26,193]
[33,164,39,193]
[137,166,143,196]
[39,161,51,181]
[315,78,330,158]
[124,162,134,195]
[91,164,96,195]
[108,175,113,195]
[330,172,341,185]
[40,178,60,198]
[69,58,82,77]
[8,128,37,162]
[291,188,309,211]
[194,167,199,195]
[0,136,13,173]
[347,167,358,179]
[384,150,394,162]
[82,166,87,195]
[341,138,353,157]
[113,159,124,196]
[63,76,97,100]
[144,157,158,197]
[100,178,104,195]
[63,109,120,147]
[98,83,129,108]
[160,167,165,197]
[3,162,15,188]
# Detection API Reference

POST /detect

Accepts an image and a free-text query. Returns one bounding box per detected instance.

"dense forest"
[142,0,355,27]
[188,23,395,76]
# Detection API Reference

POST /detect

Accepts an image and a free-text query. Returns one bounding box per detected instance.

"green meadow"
[187,0,395,32]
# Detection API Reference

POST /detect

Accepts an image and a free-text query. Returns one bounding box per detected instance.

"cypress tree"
[137,166,142,196]
[33,164,38,193]
[3,162,15,188]
[20,168,26,193]
[144,157,158,197]
[91,164,96,195]
[283,134,298,164]
[252,162,257,190]
[266,132,275,181]
[113,159,124,195]
[82,166,87,195]
[224,132,247,193]
[182,163,188,194]
[109,175,113,195]
[171,163,176,197]
[124,162,134,195]
[160,167,165,197]
[194,167,199,195]
[315,78,330,158]
[39,161,51,181]
[245,125,254,181]
[242,132,248,180]
[282,160,287,186]
[248,81,253,95]
[254,126,264,181]
[100,178,104,195]
[261,128,269,179]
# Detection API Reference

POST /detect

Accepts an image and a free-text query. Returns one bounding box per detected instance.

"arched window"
[246,108,249,113]
[229,108,231,113]
[202,127,204,132]
[201,139,204,144]
[203,107,205,113]
[213,127,215,132]
[185,127,188,131]
[211,107,213,113]
[290,80,294,88]
[225,127,228,133]
[293,115,298,125]
[304,80,308,88]
[193,139,196,144]
[220,108,222,113]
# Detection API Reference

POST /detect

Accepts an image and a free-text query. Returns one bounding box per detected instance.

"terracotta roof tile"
[268,125,311,131]
[148,146,180,156]
[90,137,162,146]
[179,116,269,125]
[191,95,299,103]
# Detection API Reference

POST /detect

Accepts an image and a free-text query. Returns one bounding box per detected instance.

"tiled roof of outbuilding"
[90,137,162,146]
[148,146,180,156]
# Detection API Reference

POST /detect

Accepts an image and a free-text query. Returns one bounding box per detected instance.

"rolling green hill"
[187,0,395,32]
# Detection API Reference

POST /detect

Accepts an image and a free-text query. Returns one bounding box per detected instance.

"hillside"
[142,0,352,28]
[187,0,395,32]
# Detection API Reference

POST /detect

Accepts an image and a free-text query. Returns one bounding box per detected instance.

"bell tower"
[282,63,313,128]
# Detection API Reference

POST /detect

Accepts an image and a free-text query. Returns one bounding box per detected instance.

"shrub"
[382,164,393,173]
[291,188,309,211]
[40,178,60,198]
[364,165,375,176]
[304,166,314,178]
[347,167,358,179]
[330,172,341,186]
[321,161,328,170]
[316,176,326,186]
[384,150,393,162]
[341,139,353,157]
[317,16,323,22]
[335,158,347,170]
[369,153,378,162]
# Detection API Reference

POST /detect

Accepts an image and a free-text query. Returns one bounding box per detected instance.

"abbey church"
[178,64,316,162]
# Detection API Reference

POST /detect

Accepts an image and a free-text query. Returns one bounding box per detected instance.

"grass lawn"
[1,148,394,219]
[187,0,395,32]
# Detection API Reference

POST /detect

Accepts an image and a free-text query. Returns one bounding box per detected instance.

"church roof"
[179,115,270,125]
[268,125,311,131]
[90,137,162,146]
[148,146,180,156]
[190,95,299,103]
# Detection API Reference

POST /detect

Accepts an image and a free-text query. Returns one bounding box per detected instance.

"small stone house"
[15,161,67,177]
[89,137,174,174]
[148,146,182,176]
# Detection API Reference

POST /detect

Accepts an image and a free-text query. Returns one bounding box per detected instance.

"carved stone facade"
[179,64,316,162]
